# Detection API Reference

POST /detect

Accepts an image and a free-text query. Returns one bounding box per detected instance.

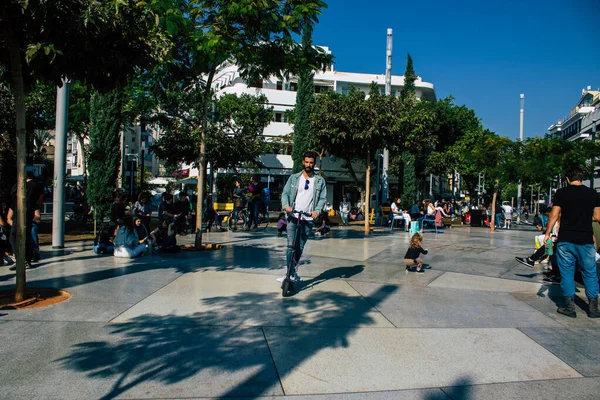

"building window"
[132,137,135,143]
[276,81,283,90]
[275,113,282,122]
[249,79,263,88]
[290,82,298,92]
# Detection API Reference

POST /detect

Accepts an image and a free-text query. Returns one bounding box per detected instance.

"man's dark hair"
[303,151,317,161]
[565,165,584,183]
[26,171,35,180]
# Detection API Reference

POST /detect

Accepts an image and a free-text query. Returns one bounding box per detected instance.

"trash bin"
[470,210,483,227]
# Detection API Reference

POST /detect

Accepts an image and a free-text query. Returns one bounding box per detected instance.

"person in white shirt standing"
[501,201,513,229]
[278,151,327,282]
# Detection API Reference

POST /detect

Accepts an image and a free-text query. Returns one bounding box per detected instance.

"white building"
[548,86,599,191]
[186,47,437,207]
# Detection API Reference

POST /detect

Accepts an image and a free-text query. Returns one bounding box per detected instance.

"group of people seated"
[387,198,457,232]
[94,191,184,258]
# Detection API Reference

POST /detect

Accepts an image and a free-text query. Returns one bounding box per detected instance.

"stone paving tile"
[1,299,135,322]
[0,320,283,399]
[519,328,600,376]
[511,290,600,328]
[348,281,561,328]
[215,388,449,399]
[112,270,395,328]
[264,327,580,395]
[428,272,544,293]
[440,377,600,400]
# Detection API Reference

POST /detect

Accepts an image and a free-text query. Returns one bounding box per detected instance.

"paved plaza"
[1,224,599,399]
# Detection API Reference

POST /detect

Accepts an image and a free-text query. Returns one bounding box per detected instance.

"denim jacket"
[281,171,327,213]
[114,226,139,248]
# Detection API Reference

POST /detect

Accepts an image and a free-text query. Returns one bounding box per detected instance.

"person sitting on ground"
[316,206,332,236]
[93,224,115,255]
[404,232,429,274]
[174,192,190,235]
[277,212,287,236]
[150,218,180,253]
[113,217,147,258]
[134,216,149,243]
[134,192,152,230]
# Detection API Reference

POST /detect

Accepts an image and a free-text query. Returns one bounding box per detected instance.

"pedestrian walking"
[544,165,600,318]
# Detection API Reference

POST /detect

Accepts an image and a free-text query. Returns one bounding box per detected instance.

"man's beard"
[304,165,313,174]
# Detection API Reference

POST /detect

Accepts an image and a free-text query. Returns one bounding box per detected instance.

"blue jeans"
[249,201,261,228]
[556,242,598,299]
[31,222,39,251]
[286,217,313,272]
[340,212,349,225]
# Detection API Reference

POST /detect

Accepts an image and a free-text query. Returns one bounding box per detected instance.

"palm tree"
[32,129,53,163]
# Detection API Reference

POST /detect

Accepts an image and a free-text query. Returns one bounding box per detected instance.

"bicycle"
[281,209,311,297]
[227,202,269,231]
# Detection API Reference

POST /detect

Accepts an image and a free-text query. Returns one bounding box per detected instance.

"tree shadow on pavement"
[56,286,397,399]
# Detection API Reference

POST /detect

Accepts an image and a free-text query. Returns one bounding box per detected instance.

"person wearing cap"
[278,151,327,282]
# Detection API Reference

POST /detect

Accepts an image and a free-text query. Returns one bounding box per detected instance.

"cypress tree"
[400,53,417,100]
[291,25,315,172]
[87,90,123,222]
[401,53,418,203]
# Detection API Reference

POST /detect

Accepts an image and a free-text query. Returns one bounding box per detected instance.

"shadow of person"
[297,265,365,292]
[425,377,474,399]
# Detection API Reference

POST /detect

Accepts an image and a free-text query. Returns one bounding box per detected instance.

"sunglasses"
[304,179,310,190]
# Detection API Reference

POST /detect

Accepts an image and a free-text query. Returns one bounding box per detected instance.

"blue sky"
[312,0,600,139]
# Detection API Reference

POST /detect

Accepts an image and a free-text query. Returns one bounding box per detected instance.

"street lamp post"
[591,119,597,190]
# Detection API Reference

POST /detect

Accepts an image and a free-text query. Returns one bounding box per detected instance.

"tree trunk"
[195,66,216,249]
[9,38,27,302]
[78,134,86,180]
[364,150,371,234]
[490,179,499,232]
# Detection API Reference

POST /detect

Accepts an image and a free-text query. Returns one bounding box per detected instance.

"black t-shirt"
[553,184,600,244]
[404,246,428,260]
[110,201,125,223]
[174,199,189,215]
[10,181,42,225]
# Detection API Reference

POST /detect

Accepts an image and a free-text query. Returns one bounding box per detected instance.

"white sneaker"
[276,275,285,282]
[4,255,15,265]
[293,273,302,282]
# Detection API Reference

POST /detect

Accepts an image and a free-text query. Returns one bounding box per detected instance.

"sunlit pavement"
[1,224,599,399]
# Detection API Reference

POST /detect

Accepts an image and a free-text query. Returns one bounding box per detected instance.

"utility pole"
[591,119,597,190]
[52,79,70,249]
[517,94,524,211]
[381,28,392,202]
[140,145,145,192]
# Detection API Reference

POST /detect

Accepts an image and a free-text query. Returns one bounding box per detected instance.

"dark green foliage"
[402,152,416,207]
[292,26,315,172]
[150,92,272,171]
[86,90,123,222]
[400,54,417,100]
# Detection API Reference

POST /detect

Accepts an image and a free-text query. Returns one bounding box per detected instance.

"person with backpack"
[93,224,115,255]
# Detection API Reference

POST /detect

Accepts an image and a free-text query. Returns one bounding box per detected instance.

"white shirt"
[294,175,316,220]
[502,205,513,215]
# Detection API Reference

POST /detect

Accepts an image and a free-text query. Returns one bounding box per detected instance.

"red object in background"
[465,213,471,223]
[484,218,490,227]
